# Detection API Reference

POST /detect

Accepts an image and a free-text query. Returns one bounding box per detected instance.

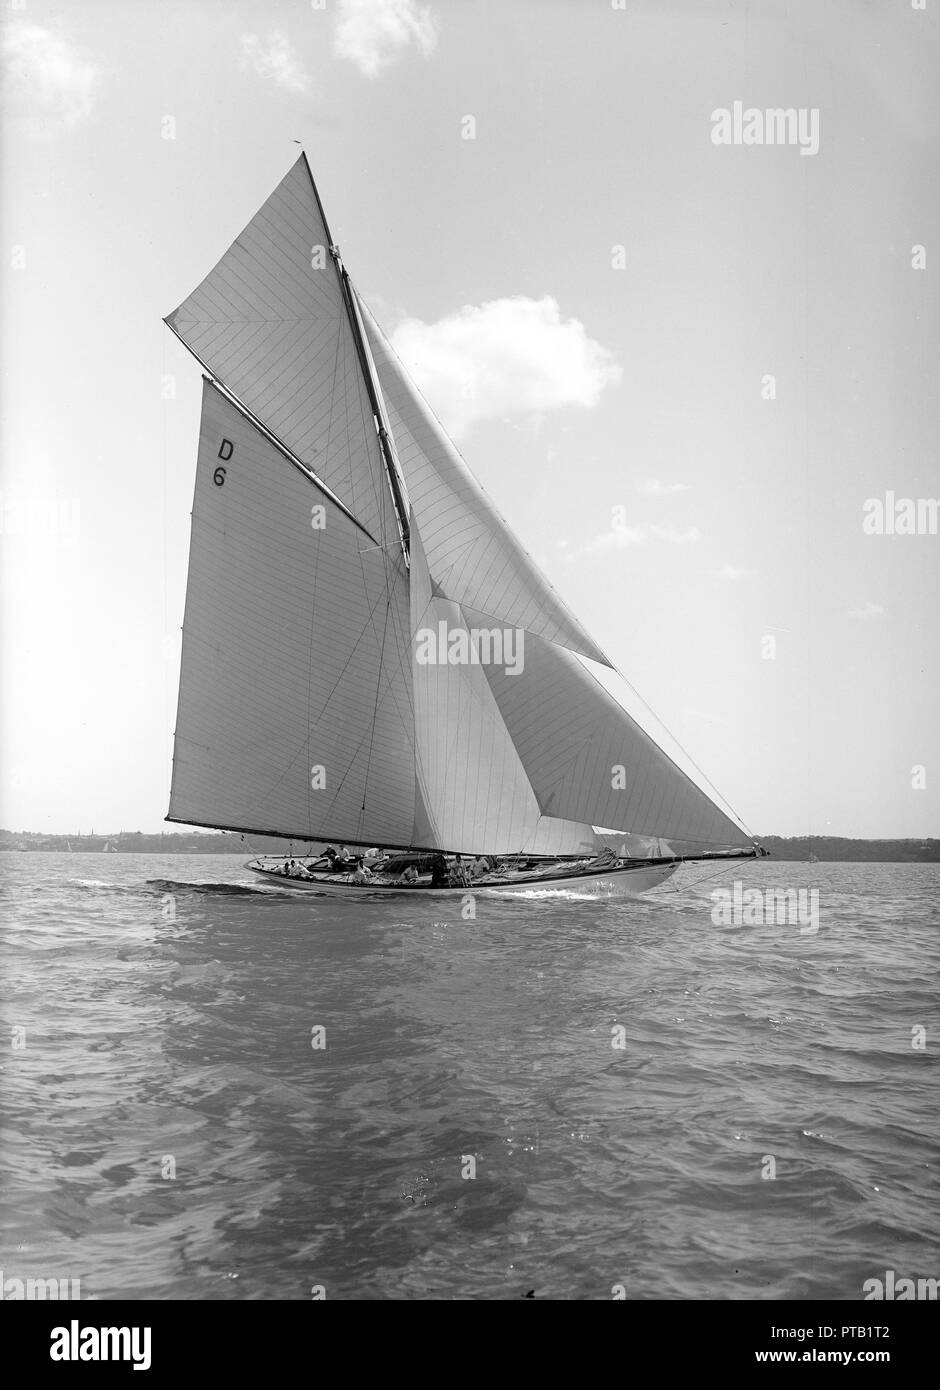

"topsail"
[165,155,402,549]
[166,156,754,857]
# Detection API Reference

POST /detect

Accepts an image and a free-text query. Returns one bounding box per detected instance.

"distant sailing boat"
[164,155,765,898]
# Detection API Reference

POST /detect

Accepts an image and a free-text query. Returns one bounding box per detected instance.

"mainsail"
[166,155,755,857]
[168,380,419,846]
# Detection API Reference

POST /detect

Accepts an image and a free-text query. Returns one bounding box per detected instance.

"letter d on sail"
[218,438,234,460]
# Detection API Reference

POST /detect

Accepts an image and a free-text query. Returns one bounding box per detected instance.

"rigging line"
[258,717,367,835]
[305,578,392,728]
[360,300,512,514]
[358,539,407,554]
[566,638,755,839]
[383,576,425,820]
[605,653,754,836]
[252,580,395,814]
[305,483,325,836]
[161,334,172,802]
[392,556,432,827]
[666,855,752,896]
[370,589,416,738]
[321,317,343,504]
[298,155,408,562]
[348,280,410,558]
[350,324,391,551]
[385,577,418,718]
[356,541,396,840]
[298,557,404,829]
[341,316,377,536]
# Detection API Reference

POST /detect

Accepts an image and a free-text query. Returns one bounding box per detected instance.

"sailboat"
[164,154,766,898]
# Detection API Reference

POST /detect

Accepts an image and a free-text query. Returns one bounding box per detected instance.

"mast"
[300,153,411,569]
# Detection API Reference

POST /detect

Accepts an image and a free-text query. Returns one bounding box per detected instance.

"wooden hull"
[246,858,678,898]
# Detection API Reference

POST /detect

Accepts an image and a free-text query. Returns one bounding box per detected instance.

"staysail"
[166,157,755,856]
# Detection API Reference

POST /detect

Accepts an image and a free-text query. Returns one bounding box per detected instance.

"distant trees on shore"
[1,829,937,861]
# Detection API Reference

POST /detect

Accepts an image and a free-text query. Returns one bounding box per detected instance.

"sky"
[1,0,937,839]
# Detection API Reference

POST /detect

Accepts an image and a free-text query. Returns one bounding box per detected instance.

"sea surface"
[1,853,937,1301]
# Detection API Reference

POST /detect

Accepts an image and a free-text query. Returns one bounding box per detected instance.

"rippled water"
[1,853,937,1300]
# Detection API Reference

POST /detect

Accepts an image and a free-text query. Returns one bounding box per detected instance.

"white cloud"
[848,601,885,620]
[334,0,438,79]
[566,522,702,561]
[648,524,701,545]
[239,31,310,93]
[1,24,98,131]
[390,295,621,440]
[577,527,647,557]
[638,479,689,496]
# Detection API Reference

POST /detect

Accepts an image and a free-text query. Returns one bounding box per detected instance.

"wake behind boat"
[163,154,765,898]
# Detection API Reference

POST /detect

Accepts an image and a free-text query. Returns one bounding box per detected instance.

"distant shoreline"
[2,831,937,862]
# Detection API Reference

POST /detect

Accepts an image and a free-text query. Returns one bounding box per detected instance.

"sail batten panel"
[358,293,610,666]
[169,381,415,845]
